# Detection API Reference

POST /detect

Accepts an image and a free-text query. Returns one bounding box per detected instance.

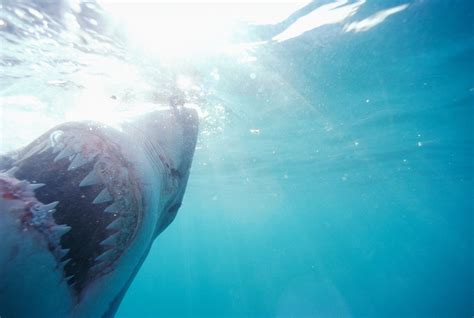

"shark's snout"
[123,106,199,181]
[121,106,199,236]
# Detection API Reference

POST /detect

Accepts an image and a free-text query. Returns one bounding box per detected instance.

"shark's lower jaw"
[11,123,144,297]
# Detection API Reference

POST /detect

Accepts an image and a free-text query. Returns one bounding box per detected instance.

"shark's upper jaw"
[11,123,144,296]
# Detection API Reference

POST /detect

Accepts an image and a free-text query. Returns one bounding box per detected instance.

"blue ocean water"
[0,0,472,317]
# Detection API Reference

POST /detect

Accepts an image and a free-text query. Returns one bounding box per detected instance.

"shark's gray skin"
[0,106,198,317]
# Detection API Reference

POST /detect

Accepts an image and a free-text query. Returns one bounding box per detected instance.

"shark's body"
[0,106,198,317]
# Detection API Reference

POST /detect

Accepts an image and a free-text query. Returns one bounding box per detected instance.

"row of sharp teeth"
[50,133,128,280]
[1,128,134,290]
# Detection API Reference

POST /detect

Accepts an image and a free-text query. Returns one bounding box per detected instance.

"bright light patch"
[343,4,409,33]
[177,75,193,90]
[0,96,56,151]
[98,0,311,59]
[272,0,366,42]
[64,83,123,125]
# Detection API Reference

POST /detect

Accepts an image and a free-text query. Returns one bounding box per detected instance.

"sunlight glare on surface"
[98,0,311,59]
[343,4,409,33]
[272,0,366,42]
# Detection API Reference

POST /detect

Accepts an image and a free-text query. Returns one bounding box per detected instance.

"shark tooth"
[5,166,19,176]
[106,218,123,231]
[52,144,63,154]
[50,130,65,150]
[79,168,101,187]
[17,140,48,161]
[64,275,77,287]
[90,261,107,273]
[42,201,59,212]
[28,183,45,191]
[61,258,72,267]
[93,188,113,204]
[104,201,120,213]
[18,180,29,189]
[100,233,119,246]
[95,249,114,262]
[54,147,75,162]
[68,153,93,171]
[51,225,71,237]
[57,248,70,259]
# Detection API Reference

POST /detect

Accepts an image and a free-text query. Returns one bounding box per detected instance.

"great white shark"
[0,105,199,317]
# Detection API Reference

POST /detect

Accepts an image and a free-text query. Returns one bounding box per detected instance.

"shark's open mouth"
[1,107,198,317]
[12,125,144,295]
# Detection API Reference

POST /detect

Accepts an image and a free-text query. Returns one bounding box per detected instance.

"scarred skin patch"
[0,171,66,263]
[0,106,199,318]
